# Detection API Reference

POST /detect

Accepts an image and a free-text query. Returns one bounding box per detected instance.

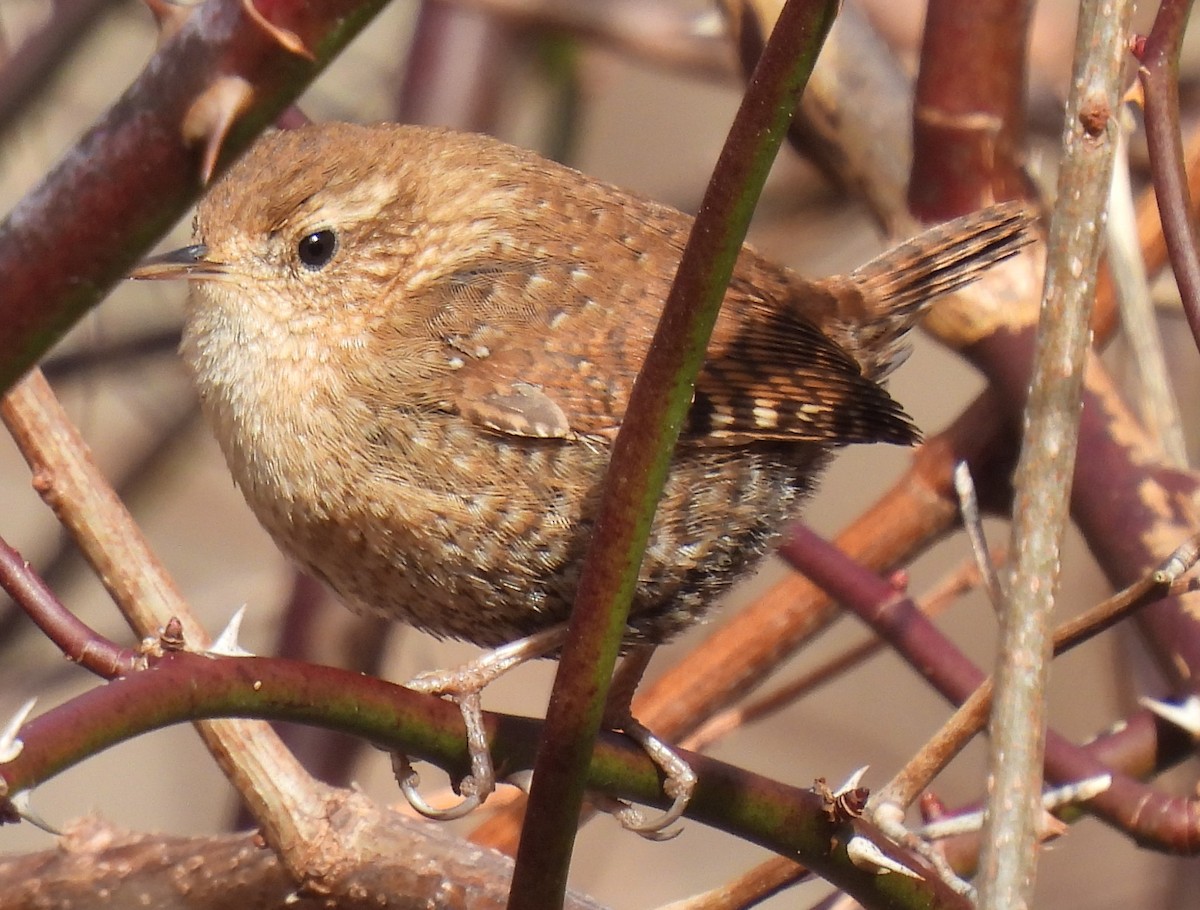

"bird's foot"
[598,713,695,840]
[392,691,491,820]
[596,646,695,839]
[395,626,569,820]
[393,630,696,836]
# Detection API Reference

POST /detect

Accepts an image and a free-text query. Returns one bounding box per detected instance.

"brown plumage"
[136,123,1031,647]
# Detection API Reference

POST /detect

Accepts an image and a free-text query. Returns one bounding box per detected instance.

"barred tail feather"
[845,201,1035,378]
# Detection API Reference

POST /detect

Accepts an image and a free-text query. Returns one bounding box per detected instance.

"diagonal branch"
[0,370,326,883]
[0,0,393,393]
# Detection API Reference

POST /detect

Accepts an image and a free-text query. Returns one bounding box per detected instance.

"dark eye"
[297,229,337,270]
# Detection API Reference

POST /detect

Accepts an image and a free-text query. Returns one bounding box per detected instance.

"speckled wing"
[426,251,917,449]
[426,253,658,440]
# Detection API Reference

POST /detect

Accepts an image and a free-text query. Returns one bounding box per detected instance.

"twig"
[683,553,990,754]
[0,648,971,910]
[0,0,120,140]
[908,0,1032,218]
[1094,120,1200,344]
[0,399,200,652]
[917,775,1112,842]
[437,0,732,82]
[0,535,138,677]
[397,2,518,130]
[1135,0,1200,356]
[0,370,329,883]
[784,512,1200,854]
[238,572,392,814]
[1106,123,1188,465]
[724,0,914,228]
[0,816,609,910]
[654,856,808,910]
[38,327,182,382]
[874,532,1200,818]
[953,462,1005,612]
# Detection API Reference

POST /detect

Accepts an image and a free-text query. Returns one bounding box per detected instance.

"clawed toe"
[603,795,686,841]
[393,691,496,820]
[394,629,572,822]
[393,752,484,820]
[613,715,697,837]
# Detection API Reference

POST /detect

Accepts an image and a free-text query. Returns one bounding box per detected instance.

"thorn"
[833,765,869,796]
[181,76,255,185]
[846,836,922,879]
[143,0,197,45]
[917,774,1113,841]
[1141,694,1200,737]
[10,790,61,835]
[1038,811,1069,842]
[242,0,316,60]
[0,699,36,763]
[954,461,1005,611]
[1041,773,1112,809]
[209,606,254,657]
[917,809,983,841]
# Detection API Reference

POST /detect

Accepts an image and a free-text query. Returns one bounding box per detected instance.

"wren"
[134,122,1030,651]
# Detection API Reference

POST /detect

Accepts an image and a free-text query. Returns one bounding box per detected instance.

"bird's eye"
[297,229,337,270]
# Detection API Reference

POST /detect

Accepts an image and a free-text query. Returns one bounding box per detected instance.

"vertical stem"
[505,2,838,907]
[977,2,1132,907]
[1136,0,1200,352]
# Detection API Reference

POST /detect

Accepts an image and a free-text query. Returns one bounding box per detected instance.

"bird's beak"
[129,244,229,282]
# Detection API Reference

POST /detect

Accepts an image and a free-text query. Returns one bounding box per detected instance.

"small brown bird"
[136,122,1027,646]
[134,122,1029,826]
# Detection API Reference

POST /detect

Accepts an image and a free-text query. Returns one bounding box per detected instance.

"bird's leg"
[407,624,572,696]
[395,632,697,835]
[596,644,696,840]
[396,624,570,820]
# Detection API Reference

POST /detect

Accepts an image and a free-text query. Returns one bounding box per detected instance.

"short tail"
[840,201,1036,378]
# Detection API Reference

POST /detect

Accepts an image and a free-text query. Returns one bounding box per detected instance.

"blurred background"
[0,1,1197,906]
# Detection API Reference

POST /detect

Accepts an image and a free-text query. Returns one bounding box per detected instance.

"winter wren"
[135,122,1030,648]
